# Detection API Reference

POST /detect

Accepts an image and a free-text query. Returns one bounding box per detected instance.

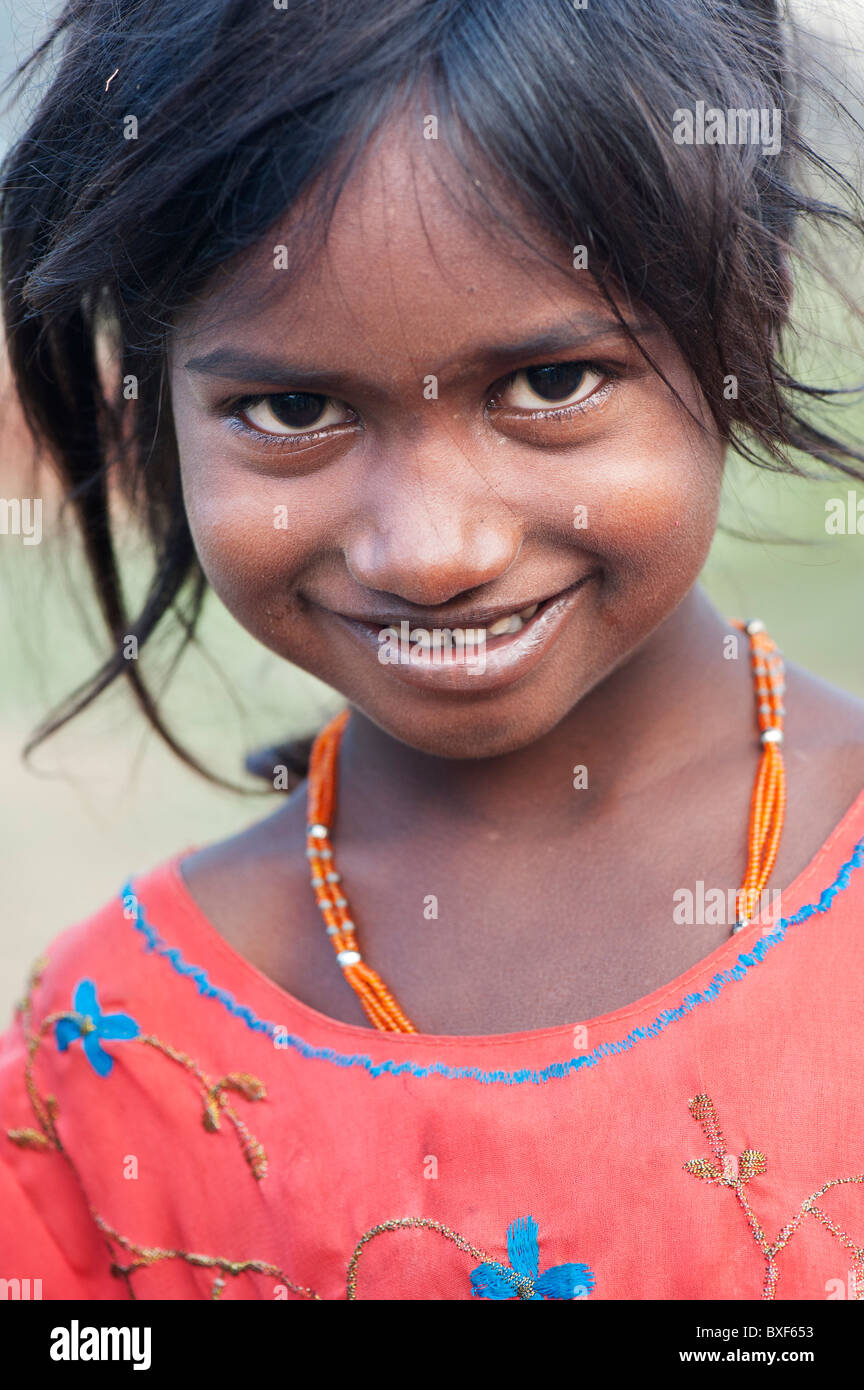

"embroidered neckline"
[120,832,864,1086]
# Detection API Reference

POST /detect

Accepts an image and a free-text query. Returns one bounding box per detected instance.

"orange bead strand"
[306,709,416,1033]
[306,619,787,1030]
[731,618,787,931]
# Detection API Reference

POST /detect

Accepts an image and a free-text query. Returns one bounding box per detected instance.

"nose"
[343,443,523,607]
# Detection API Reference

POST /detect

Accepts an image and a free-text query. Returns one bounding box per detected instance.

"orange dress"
[2,790,864,1301]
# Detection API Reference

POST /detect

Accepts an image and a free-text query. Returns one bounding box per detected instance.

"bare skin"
[168,117,864,1035]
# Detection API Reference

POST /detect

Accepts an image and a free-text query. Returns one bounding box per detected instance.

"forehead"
[172,114,625,371]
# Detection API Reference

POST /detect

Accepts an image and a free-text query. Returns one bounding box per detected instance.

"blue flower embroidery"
[54,980,140,1077]
[471,1215,595,1300]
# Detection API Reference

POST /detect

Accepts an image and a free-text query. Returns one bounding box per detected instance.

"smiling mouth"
[323,572,598,694]
[334,581,589,647]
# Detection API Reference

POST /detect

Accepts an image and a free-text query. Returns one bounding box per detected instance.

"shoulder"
[178,794,316,974]
[180,793,307,896]
[176,792,359,1022]
[763,663,864,886]
[787,660,864,731]
[784,662,864,792]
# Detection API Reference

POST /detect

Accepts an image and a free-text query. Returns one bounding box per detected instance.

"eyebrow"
[183,315,658,388]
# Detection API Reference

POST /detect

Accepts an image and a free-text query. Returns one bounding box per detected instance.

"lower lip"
[331,576,597,694]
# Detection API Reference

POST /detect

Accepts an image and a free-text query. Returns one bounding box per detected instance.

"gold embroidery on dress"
[346,1218,501,1301]
[3,956,563,1301]
[685,1093,864,1300]
[6,957,319,1300]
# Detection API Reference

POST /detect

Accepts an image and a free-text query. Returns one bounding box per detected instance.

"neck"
[335,587,754,842]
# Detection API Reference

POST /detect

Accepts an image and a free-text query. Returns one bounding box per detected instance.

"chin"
[358,694,574,761]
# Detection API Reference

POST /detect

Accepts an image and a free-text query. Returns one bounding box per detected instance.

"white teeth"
[378,604,540,641]
[487,613,524,637]
[485,604,539,637]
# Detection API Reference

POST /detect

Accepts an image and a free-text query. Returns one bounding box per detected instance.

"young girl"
[2,0,864,1302]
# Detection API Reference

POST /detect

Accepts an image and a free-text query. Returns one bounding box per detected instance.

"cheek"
[176,440,321,623]
[576,439,723,584]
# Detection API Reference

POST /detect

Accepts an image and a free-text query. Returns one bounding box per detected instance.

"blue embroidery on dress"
[471,1216,594,1299]
[120,834,864,1086]
[55,979,140,1077]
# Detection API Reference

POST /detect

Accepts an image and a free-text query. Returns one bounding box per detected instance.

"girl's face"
[169,121,725,759]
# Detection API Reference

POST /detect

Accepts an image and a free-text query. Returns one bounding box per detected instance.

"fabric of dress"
[2,789,864,1301]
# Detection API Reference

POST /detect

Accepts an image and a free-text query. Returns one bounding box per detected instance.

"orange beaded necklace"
[305,618,786,1033]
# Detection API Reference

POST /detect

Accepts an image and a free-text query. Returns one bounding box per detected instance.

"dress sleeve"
[0,974,125,1300]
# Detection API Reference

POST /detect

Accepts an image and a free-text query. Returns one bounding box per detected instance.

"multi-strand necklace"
[305,618,786,1033]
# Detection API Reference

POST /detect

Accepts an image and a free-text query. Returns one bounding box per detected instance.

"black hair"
[2,0,863,784]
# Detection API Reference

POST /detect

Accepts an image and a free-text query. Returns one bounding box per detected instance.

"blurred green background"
[2,1,864,1022]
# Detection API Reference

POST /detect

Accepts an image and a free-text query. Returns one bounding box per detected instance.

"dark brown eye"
[240,392,349,434]
[500,363,605,409]
[529,364,590,400]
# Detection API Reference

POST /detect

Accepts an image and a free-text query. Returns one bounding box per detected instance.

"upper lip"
[328,575,595,630]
